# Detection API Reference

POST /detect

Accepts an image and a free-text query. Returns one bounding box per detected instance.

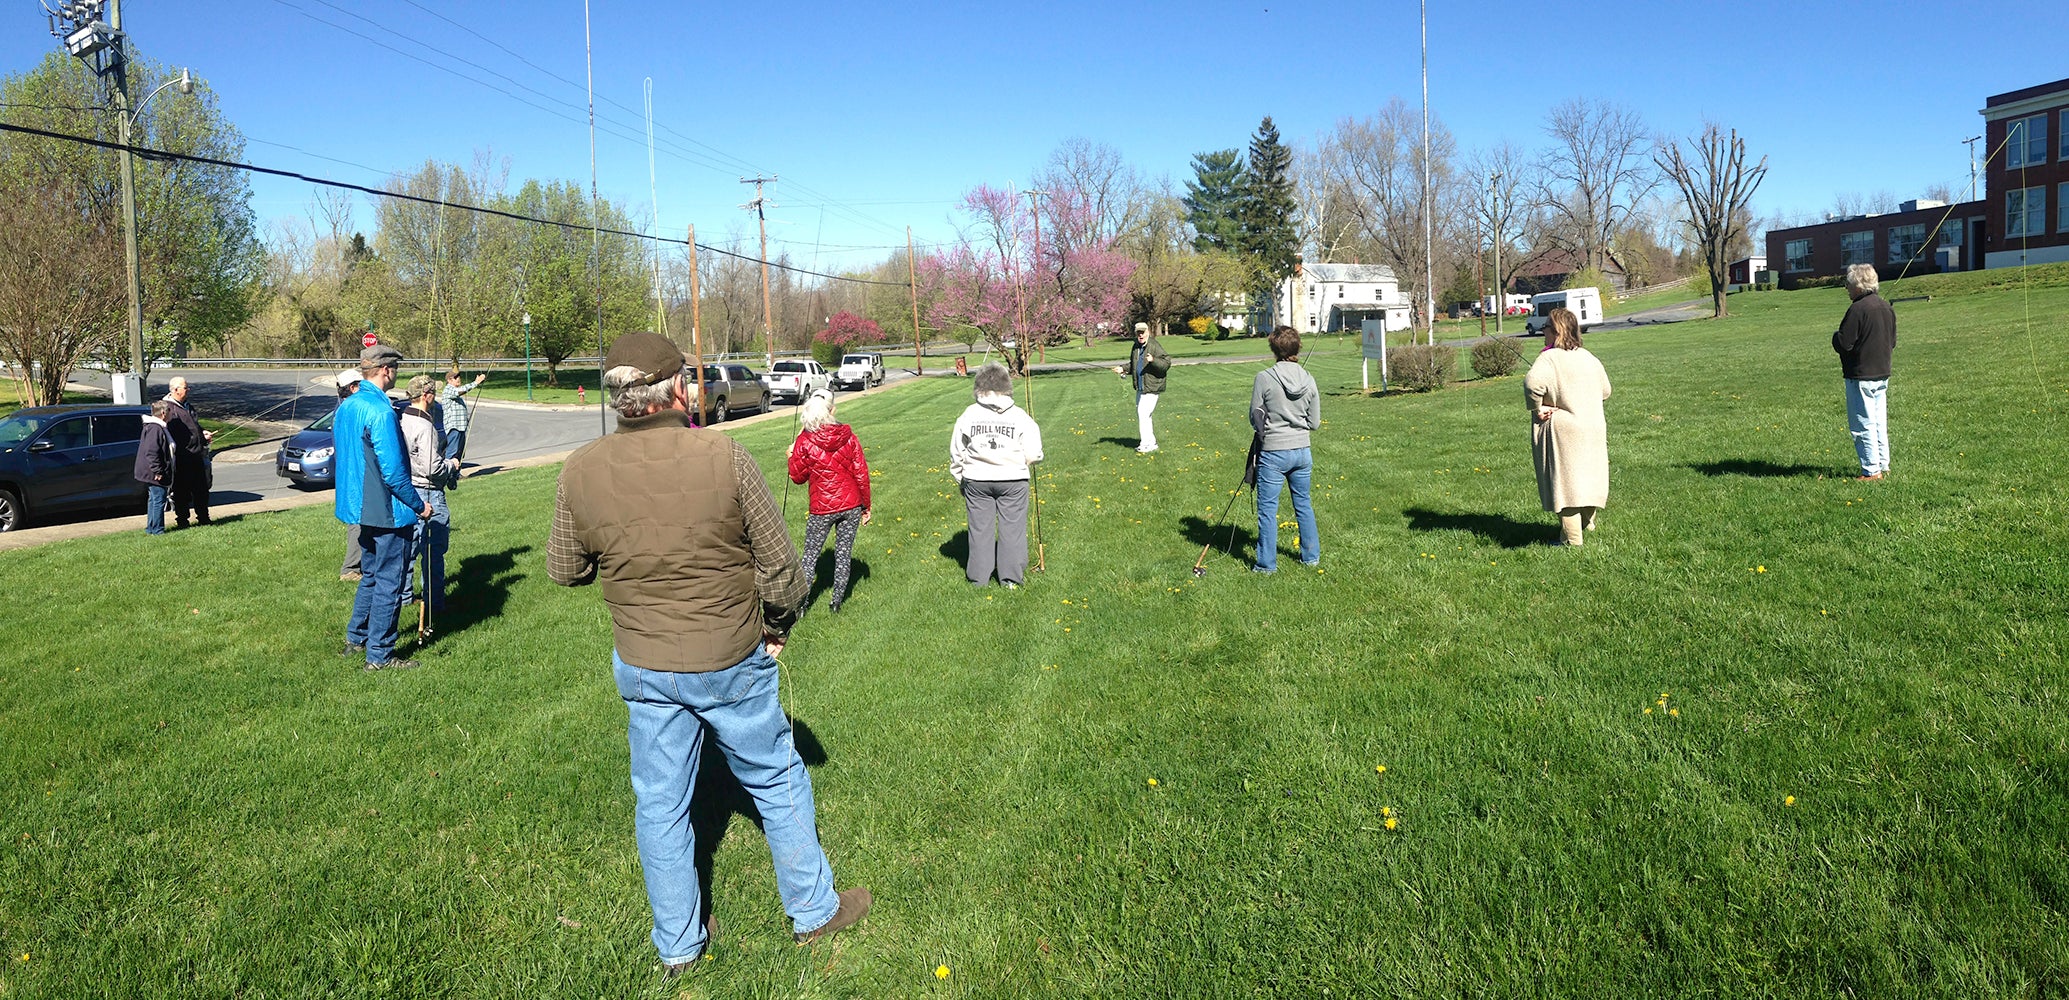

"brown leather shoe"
[794,887,871,944]
[1857,473,1884,481]
[662,913,720,977]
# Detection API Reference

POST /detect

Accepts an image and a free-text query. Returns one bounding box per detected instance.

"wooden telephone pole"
[741,176,777,368]
[688,224,708,425]
[907,227,923,376]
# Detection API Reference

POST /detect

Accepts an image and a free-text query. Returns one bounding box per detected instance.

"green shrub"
[1387,343,1456,391]
[810,337,843,367]
[1793,275,1847,290]
[1468,337,1524,379]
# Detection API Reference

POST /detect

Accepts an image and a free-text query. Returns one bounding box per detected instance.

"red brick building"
[1982,76,2069,268]
[1764,199,1982,289]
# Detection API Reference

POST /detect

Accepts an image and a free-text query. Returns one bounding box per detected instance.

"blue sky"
[4,0,2064,272]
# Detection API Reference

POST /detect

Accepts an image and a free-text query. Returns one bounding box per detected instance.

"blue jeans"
[345,525,410,664]
[612,647,838,964]
[1254,448,1318,572]
[144,484,168,534]
[443,428,466,463]
[411,490,449,614]
[1843,378,1889,475]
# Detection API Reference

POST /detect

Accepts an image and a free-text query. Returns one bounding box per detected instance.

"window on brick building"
[1785,239,1812,272]
[1887,224,1926,264]
[2008,114,2049,168]
[1840,231,1874,266]
[2007,186,2046,238]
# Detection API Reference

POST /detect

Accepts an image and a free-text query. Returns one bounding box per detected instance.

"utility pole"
[1420,0,1434,345]
[906,227,923,376]
[1491,170,1504,336]
[741,176,777,368]
[1963,134,1982,202]
[583,0,605,434]
[1025,189,1046,367]
[109,0,142,397]
[687,224,708,425]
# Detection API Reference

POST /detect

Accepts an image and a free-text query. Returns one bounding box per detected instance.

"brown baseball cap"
[406,374,438,397]
[603,332,683,386]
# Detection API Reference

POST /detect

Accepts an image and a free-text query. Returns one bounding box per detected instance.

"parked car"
[833,352,885,390]
[0,403,149,531]
[763,359,831,404]
[696,363,770,423]
[1525,287,1605,332]
[275,396,408,489]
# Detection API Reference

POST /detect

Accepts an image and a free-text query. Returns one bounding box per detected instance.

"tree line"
[0,48,1769,398]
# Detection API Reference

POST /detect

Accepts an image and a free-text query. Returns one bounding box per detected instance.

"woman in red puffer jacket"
[787,389,872,613]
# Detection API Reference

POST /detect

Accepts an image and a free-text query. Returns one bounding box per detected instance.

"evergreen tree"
[1238,116,1300,290]
[1182,148,1245,254]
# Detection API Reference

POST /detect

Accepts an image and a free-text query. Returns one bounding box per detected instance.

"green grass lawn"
[2,279,2066,997]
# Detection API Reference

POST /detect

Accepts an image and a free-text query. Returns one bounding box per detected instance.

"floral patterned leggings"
[801,505,864,611]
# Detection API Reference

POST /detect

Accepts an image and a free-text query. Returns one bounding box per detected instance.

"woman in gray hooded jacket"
[1249,326,1320,572]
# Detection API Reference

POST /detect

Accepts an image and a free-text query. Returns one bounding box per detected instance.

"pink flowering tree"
[816,310,885,348]
[920,183,1134,369]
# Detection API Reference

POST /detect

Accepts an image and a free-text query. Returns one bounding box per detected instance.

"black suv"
[0,404,150,531]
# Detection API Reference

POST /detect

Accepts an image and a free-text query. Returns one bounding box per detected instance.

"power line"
[0,119,911,287]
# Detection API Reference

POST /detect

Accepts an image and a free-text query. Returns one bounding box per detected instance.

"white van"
[1525,287,1604,332]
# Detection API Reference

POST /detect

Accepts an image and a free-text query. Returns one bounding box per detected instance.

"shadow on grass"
[938,530,968,567]
[436,544,530,638]
[1096,436,1143,451]
[804,547,871,609]
[689,716,828,919]
[1179,513,1254,566]
[1402,507,1550,549]
[1685,459,1828,478]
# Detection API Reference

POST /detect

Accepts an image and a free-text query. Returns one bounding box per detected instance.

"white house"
[1274,262,1412,335]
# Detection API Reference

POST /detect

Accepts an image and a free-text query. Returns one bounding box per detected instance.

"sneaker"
[1250,565,1275,574]
[795,887,871,945]
[1003,582,1019,590]
[339,643,366,657]
[1858,472,1884,481]
[363,658,419,672]
[341,570,362,582]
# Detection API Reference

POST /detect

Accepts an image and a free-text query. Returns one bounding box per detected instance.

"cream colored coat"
[1524,346,1611,512]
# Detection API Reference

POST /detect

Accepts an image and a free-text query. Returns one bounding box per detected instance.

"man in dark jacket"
[162,377,212,526]
[549,332,870,972]
[133,400,175,535]
[1832,263,1895,480]
[1112,321,1170,453]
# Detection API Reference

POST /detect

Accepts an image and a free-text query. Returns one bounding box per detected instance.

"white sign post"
[1360,319,1389,393]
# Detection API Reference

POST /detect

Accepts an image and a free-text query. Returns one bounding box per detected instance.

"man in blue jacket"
[335,344,431,671]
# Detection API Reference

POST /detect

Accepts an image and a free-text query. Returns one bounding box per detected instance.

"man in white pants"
[1113,322,1170,453]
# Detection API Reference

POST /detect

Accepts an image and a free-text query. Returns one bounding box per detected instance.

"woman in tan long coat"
[1525,308,1611,546]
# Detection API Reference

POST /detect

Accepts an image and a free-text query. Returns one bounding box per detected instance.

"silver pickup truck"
[695,363,769,423]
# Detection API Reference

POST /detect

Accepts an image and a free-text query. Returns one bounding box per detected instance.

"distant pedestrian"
[1524,308,1612,547]
[787,389,871,613]
[335,345,431,671]
[1112,321,1170,453]
[1833,263,1895,480]
[401,374,457,617]
[549,332,870,971]
[162,376,213,526]
[949,363,1043,588]
[134,399,175,535]
[1250,326,1320,573]
[336,369,366,582]
[438,369,488,465]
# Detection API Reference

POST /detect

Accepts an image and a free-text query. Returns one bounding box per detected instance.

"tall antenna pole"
[644,78,668,342]
[688,224,708,425]
[907,226,924,376]
[1491,170,1504,335]
[1026,188,1046,369]
[584,0,605,433]
[1420,0,1434,345]
[742,176,777,368]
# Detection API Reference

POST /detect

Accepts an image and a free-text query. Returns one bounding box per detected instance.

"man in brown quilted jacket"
[549,332,871,975]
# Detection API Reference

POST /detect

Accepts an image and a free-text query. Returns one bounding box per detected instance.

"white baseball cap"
[336,368,363,389]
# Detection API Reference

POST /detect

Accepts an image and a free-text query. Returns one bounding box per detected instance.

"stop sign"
[361,331,377,348]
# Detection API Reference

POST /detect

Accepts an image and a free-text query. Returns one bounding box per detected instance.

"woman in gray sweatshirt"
[1249,326,1321,572]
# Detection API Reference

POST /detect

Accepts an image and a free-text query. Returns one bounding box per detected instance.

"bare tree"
[1657,123,1768,318]
[1464,142,1533,307]
[0,180,124,405]
[1536,98,1660,273]
[1313,99,1472,334]
[1034,138,1149,252]
[1292,136,1362,265]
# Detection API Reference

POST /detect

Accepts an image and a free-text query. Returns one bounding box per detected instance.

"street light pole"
[523,312,533,401]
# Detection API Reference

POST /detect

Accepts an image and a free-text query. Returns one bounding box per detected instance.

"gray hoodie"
[1251,361,1319,451]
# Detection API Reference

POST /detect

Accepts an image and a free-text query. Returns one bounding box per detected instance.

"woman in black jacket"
[133,400,175,535]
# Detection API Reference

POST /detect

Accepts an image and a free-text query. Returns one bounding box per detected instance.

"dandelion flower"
[1784,795,1796,807]
[1375,765,1386,774]
[1147,777,1158,787]
[1381,806,1392,817]
[1756,565,1767,574]
[1644,707,1653,714]
[936,964,951,979]
[1668,708,1679,717]
[1384,817,1398,831]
